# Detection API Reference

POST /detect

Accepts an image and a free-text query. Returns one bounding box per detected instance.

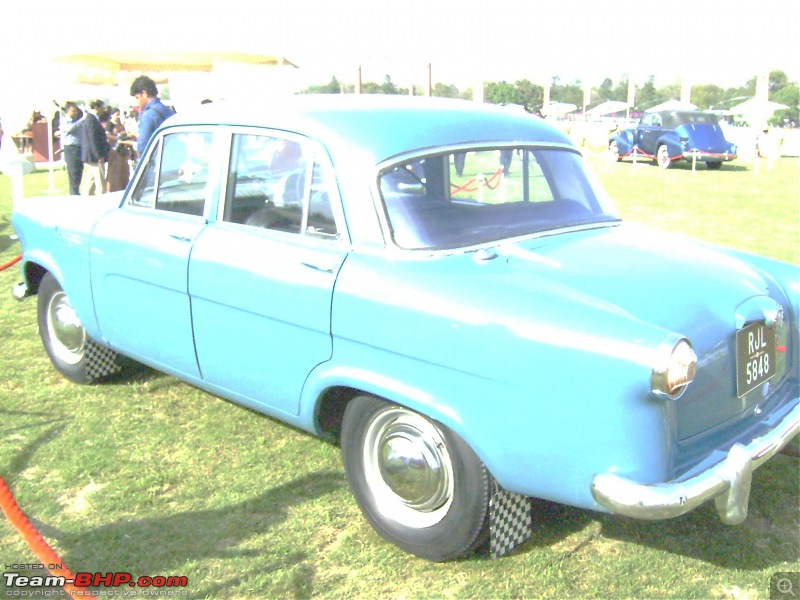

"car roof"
[161,94,574,164]
[654,110,719,125]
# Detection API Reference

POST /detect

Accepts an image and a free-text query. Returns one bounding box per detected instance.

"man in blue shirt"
[129,75,174,156]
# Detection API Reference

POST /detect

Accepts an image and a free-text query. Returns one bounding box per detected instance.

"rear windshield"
[379,147,619,250]
[663,111,720,128]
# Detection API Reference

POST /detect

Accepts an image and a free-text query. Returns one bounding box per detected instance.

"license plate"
[735,321,776,397]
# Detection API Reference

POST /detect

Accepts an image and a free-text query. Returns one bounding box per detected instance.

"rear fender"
[657,132,683,157]
[610,129,635,154]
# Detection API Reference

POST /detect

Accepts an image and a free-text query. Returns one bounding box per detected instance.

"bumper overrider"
[591,404,800,524]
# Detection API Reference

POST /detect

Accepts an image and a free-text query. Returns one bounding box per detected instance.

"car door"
[91,129,218,378]
[189,131,348,416]
[637,112,663,155]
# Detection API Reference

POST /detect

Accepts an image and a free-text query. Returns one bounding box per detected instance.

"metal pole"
[46,115,56,192]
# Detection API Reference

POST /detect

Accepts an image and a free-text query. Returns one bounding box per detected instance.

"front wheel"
[341,395,490,561]
[706,161,722,170]
[656,145,672,169]
[37,272,124,384]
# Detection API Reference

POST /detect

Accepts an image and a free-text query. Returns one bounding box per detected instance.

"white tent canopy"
[586,100,630,116]
[540,102,577,118]
[726,97,790,123]
[646,99,697,112]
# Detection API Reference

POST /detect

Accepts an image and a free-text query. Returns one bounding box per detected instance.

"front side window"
[223,133,339,239]
[128,131,213,217]
[379,147,619,250]
[641,113,661,127]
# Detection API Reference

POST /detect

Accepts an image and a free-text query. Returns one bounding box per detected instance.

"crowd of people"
[3,75,174,196]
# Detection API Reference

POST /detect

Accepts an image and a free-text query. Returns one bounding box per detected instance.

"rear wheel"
[38,272,124,384]
[706,161,722,170]
[656,145,672,169]
[341,395,490,561]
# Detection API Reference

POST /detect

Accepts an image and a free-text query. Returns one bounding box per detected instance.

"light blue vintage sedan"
[11,95,799,561]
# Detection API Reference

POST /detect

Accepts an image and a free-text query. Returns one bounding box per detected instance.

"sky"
[1,0,797,129]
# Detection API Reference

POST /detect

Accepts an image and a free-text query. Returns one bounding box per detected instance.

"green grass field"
[0,156,798,599]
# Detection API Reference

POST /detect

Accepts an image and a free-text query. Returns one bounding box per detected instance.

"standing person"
[78,100,110,196]
[104,121,132,192]
[129,75,174,155]
[56,102,84,195]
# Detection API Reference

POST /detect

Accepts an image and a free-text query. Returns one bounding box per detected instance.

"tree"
[769,70,790,94]
[596,78,615,102]
[635,76,659,109]
[484,81,519,106]
[771,82,799,125]
[380,75,401,95]
[514,79,544,113]
[302,76,343,94]
[432,82,461,99]
[691,84,725,110]
[612,77,629,102]
[360,81,382,94]
[550,79,583,107]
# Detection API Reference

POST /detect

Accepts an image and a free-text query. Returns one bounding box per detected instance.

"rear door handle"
[301,261,335,274]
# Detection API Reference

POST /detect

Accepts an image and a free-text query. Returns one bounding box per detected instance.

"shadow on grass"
[34,471,346,596]
[0,218,18,255]
[518,454,799,570]
[0,417,70,478]
[611,454,799,569]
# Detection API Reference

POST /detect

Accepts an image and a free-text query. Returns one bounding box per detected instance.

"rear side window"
[223,133,339,239]
[379,147,619,250]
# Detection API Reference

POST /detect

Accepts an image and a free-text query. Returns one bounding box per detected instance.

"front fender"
[12,215,104,341]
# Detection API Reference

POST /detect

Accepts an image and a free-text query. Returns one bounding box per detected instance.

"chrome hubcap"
[364,408,454,528]
[47,291,86,365]
[657,146,670,168]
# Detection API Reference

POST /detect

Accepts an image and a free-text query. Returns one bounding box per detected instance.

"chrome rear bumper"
[591,404,800,524]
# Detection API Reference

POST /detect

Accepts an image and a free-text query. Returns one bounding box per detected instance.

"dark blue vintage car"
[10,95,798,561]
[609,110,737,169]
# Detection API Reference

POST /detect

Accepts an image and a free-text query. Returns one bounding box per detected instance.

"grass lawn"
[0,156,798,599]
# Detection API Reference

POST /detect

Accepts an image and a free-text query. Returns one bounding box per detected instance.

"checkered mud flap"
[84,339,123,381]
[489,480,533,559]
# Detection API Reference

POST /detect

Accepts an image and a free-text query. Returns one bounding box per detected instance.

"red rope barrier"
[0,477,79,594]
[0,254,22,272]
[451,166,505,194]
